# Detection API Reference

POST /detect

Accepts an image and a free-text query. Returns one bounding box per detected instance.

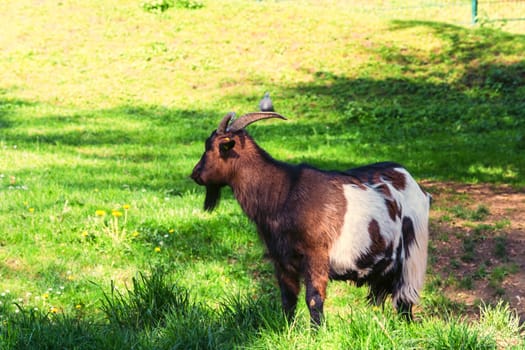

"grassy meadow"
[1,0,524,348]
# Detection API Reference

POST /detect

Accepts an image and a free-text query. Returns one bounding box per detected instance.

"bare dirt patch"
[423,181,525,323]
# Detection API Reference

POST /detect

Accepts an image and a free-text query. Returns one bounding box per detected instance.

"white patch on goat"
[392,168,430,305]
[329,184,400,278]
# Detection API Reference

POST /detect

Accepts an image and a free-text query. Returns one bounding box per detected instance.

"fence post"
[472,0,478,24]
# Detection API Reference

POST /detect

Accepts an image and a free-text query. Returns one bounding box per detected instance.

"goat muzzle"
[191,162,204,185]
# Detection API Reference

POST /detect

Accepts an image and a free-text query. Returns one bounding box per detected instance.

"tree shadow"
[0,93,37,130]
[387,20,525,90]
[1,105,219,196]
[267,20,525,184]
[1,105,215,147]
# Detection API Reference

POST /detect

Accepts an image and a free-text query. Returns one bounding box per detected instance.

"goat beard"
[204,185,222,212]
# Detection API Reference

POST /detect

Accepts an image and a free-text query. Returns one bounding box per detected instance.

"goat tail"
[393,191,431,309]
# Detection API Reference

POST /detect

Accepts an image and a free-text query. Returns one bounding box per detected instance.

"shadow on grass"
[0,94,37,130]
[4,21,525,190]
[0,268,286,350]
[2,105,215,146]
[5,93,524,192]
[2,20,524,184]
[265,21,525,185]
[1,106,219,195]
[2,267,515,350]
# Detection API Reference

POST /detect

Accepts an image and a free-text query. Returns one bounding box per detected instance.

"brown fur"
[402,216,416,258]
[385,198,402,221]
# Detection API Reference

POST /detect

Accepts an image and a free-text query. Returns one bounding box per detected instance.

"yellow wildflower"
[42,293,49,299]
[154,247,161,253]
[28,208,35,213]
[95,210,106,217]
[168,229,175,234]
[75,304,82,310]
[81,231,89,238]
[112,210,123,217]
[132,231,139,238]
[123,204,131,210]
[50,306,59,314]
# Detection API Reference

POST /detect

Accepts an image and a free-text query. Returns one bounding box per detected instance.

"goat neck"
[229,134,293,222]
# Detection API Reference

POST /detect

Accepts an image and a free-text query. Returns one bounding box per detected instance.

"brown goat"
[191,112,430,326]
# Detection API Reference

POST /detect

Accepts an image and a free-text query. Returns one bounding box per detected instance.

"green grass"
[1,0,524,348]
[2,269,520,349]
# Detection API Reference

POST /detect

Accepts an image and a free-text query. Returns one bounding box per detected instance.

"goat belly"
[328,184,401,281]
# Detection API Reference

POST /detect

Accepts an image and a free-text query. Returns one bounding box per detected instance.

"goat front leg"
[275,265,300,322]
[304,255,329,327]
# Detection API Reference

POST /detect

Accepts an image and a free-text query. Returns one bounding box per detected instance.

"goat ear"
[219,139,235,155]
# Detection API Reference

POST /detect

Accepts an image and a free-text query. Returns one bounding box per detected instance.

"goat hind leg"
[276,269,300,322]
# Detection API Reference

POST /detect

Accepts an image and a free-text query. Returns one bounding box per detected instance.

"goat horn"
[227,112,287,132]
[217,112,236,134]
